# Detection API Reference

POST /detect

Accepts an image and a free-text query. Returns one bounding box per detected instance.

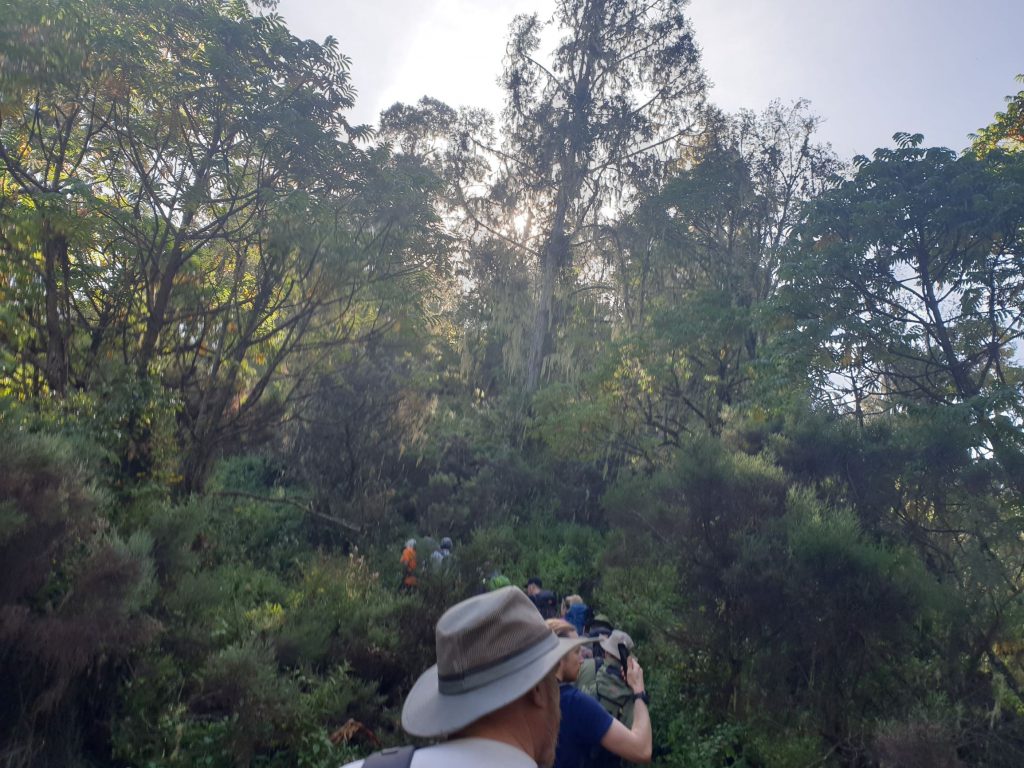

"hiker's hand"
[626,656,645,694]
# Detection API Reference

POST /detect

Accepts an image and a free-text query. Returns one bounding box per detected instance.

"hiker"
[561,594,588,637]
[546,619,652,768]
[576,625,632,712]
[578,628,652,767]
[587,612,614,637]
[526,576,543,597]
[343,587,589,768]
[430,536,453,569]
[485,568,511,591]
[400,538,417,590]
[525,578,559,618]
[581,613,613,665]
[531,587,559,619]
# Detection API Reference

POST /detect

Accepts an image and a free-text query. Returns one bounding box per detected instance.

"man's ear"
[527,675,554,708]
[527,681,546,707]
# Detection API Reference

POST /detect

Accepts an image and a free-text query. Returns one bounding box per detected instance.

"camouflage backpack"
[576,658,635,728]
[595,660,636,728]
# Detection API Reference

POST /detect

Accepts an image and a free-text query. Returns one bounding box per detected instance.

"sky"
[273,0,1024,160]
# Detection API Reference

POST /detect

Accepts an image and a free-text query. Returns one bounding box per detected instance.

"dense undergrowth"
[3,389,1023,767]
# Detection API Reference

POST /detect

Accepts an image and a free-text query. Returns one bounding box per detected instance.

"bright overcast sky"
[274,0,1023,160]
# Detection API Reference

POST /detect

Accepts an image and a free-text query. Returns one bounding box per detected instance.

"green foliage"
[973,74,1024,155]
[457,516,608,599]
[529,381,621,463]
[658,707,752,768]
[114,665,367,768]
[0,418,159,767]
[782,138,1024,422]
[198,641,301,764]
[1,0,446,492]
[594,559,686,648]
[747,728,827,768]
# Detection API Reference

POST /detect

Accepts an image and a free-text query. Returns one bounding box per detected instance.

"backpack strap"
[363,745,415,768]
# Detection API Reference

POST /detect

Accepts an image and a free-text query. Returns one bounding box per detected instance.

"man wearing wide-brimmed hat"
[343,586,591,767]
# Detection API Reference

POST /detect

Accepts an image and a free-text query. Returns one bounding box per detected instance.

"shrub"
[0,425,158,767]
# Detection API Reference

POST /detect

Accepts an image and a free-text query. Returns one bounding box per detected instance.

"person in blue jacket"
[561,594,589,637]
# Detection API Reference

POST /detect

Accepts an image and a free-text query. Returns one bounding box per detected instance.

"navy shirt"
[554,683,614,768]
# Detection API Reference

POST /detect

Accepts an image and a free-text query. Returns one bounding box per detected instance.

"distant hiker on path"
[526,577,559,618]
[484,567,511,591]
[343,587,589,768]
[526,576,543,597]
[561,594,588,637]
[430,536,453,569]
[400,538,418,590]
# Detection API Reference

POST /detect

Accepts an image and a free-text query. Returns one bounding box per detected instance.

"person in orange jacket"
[400,538,418,590]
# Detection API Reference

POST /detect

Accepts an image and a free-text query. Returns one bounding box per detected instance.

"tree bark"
[42,221,69,396]
[526,220,569,392]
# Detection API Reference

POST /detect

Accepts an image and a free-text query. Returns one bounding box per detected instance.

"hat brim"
[600,635,631,661]
[401,635,591,737]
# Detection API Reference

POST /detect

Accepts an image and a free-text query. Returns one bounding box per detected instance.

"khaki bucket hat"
[599,629,635,663]
[401,586,590,737]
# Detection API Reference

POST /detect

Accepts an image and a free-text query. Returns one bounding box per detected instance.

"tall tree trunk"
[522,0,605,392]
[526,228,566,392]
[524,126,596,387]
[42,221,69,396]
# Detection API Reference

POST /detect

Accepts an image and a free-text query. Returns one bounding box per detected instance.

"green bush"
[0,423,159,767]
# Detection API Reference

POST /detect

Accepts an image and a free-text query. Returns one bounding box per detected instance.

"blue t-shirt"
[554,683,614,768]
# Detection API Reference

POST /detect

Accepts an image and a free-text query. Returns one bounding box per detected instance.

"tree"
[0,0,135,395]
[784,136,1024,481]
[1,0,449,489]
[973,74,1024,156]
[613,102,840,440]
[498,0,707,391]
[781,136,1024,728]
